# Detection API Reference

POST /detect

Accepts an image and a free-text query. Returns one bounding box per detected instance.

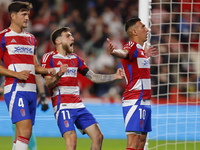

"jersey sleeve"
[74,54,89,76]
[123,42,138,62]
[41,53,53,76]
[30,34,38,55]
[0,30,7,60]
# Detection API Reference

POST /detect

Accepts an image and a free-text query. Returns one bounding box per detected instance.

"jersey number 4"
[18,98,24,108]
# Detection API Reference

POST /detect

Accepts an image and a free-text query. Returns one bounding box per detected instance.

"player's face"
[61,32,74,54]
[135,21,149,42]
[12,10,30,29]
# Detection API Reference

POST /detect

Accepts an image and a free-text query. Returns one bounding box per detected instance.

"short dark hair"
[125,18,141,32]
[8,1,32,15]
[51,27,71,45]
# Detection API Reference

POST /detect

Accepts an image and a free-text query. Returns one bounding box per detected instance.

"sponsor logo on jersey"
[142,60,149,67]
[21,108,26,117]
[137,58,150,68]
[12,46,34,54]
[64,67,77,77]
[64,120,69,128]
[11,39,17,43]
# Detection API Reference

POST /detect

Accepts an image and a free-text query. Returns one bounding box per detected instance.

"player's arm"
[107,38,128,59]
[0,60,30,80]
[144,43,157,57]
[34,55,56,75]
[44,64,68,89]
[85,68,124,84]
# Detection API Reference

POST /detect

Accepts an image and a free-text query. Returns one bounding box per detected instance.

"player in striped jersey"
[0,2,56,150]
[41,27,124,150]
[107,18,156,150]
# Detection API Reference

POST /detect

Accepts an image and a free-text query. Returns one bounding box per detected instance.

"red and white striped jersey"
[0,28,37,94]
[41,50,89,107]
[121,41,151,101]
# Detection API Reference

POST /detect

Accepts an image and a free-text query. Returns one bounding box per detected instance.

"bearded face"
[60,32,74,53]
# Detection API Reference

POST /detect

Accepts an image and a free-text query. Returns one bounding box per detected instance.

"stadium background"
[0,0,200,149]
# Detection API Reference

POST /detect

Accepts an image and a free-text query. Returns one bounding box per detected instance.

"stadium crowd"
[0,0,199,102]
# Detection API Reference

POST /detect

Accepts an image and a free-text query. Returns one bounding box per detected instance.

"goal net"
[142,0,200,149]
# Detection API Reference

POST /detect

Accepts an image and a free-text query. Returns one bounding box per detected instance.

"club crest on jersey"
[27,37,32,45]
[21,108,26,117]
[140,120,143,128]
[64,120,69,128]
[71,60,76,66]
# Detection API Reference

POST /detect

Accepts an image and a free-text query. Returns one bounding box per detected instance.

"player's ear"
[55,38,61,45]
[10,12,16,20]
[132,29,137,36]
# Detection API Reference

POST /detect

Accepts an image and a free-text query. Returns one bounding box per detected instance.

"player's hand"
[106,38,115,55]
[37,93,49,111]
[115,68,125,79]
[144,43,157,57]
[57,64,68,77]
[47,68,56,76]
[16,70,31,80]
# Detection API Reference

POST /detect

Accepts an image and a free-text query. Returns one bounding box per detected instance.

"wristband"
[56,72,62,78]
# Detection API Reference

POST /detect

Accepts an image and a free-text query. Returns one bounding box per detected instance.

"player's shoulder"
[23,30,36,39]
[0,29,9,37]
[41,51,55,63]
[123,41,136,50]
[71,53,85,62]
[71,53,79,58]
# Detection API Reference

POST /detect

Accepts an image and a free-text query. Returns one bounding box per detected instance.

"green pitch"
[0,136,127,150]
[1,136,200,150]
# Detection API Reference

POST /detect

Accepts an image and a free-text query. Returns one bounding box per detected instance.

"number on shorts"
[61,110,70,120]
[18,98,24,108]
[139,108,146,120]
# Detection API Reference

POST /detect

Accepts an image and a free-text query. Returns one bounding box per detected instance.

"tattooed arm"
[85,68,124,84]
[44,64,68,88]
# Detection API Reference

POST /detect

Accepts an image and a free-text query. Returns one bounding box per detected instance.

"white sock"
[12,139,16,150]
[15,136,29,150]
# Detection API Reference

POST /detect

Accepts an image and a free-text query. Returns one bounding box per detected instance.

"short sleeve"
[41,53,53,76]
[74,54,89,75]
[0,31,6,60]
[123,42,138,62]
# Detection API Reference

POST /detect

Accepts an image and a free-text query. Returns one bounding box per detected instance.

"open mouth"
[70,43,74,47]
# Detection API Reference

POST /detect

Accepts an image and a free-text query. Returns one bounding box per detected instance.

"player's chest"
[53,58,79,77]
[5,36,35,55]
[53,58,78,67]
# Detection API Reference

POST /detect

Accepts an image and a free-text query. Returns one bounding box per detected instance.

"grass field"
[0,136,127,150]
[1,136,200,150]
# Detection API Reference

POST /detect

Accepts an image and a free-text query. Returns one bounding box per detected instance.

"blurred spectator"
[0,3,10,30]
[0,0,197,102]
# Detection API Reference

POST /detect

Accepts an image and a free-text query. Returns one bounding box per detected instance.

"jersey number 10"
[139,108,146,120]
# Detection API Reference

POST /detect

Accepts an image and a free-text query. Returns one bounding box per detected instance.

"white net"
[148,0,200,149]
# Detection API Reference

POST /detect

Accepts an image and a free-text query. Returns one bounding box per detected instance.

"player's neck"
[9,24,23,33]
[131,38,144,47]
[57,48,67,56]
